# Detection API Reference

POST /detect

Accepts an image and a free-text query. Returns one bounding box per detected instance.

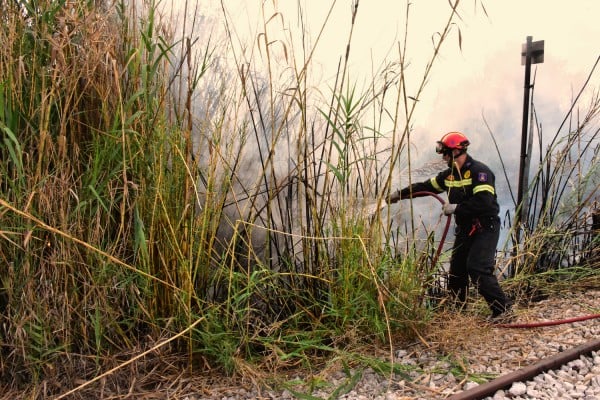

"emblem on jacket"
[478,172,488,182]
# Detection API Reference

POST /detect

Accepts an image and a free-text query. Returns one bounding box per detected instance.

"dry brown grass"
[0,0,598,398]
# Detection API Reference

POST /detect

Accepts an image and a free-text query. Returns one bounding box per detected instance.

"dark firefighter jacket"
[399,155,500,227]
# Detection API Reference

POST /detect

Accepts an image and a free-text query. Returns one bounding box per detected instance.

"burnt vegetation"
[0,0,598,398]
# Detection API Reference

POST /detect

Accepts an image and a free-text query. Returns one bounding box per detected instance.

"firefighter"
[386,131,512,321]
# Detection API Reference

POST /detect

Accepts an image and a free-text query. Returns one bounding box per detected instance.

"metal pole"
[516,36,533,241]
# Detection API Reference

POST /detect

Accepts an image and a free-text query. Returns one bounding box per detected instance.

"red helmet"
[436,131,470,154]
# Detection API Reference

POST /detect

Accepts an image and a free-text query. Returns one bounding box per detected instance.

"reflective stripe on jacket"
[400,155,500,226]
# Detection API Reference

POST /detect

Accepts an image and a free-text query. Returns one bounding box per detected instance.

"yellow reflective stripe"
[473,184,495,195]
[444,178,472,188]
[430,177,443,192]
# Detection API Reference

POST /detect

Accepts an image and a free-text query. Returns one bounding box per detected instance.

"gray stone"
[509,382,527,396]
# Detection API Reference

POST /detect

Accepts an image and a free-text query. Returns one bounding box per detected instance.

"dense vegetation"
[0,0,598,397]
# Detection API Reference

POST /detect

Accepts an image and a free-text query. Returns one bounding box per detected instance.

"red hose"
[496,313,600,329]
[408,191,600,329]
[409,191,452,268]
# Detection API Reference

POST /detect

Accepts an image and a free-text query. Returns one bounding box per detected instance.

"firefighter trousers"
[447,217,511,317]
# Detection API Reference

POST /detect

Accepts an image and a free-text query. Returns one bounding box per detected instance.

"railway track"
[447,338,600,400]
[396,288,600,400]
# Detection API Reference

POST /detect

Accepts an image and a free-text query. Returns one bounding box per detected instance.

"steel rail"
[446,337,600,400]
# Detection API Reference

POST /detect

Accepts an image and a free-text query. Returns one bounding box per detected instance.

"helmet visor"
[435,141,446,154]
[436,141,454,156]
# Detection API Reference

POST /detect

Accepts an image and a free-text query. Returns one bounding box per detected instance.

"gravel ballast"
[195,289,600,400]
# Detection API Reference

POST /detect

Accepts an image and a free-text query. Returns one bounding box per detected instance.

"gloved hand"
[442,203,457,215]
[386,190,401,204]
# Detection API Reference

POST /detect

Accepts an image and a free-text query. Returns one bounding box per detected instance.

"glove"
[442,203,457,215]
[386,190,401,204]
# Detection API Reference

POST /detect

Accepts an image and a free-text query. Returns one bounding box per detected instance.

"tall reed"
[504,58,600,277]
[6,0,593,396]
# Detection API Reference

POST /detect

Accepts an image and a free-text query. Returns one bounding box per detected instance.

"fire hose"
[409,191,600,329]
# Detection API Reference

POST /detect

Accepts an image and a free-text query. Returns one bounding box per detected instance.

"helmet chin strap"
[445,149,466,168]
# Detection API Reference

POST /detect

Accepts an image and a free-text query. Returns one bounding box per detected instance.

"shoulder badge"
[478,172,488,182]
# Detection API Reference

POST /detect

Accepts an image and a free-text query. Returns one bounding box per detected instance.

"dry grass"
[0,0,599,398]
